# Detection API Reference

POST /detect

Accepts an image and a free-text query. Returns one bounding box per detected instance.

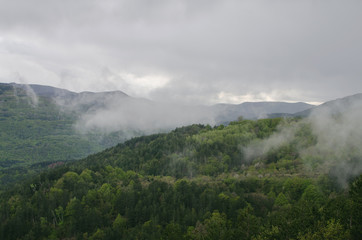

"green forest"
[0,117,361,239]
[0,84,132,186]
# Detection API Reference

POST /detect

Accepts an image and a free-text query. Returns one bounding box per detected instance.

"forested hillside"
[0,82,314,187]
[1,118,361,239]
[0,83,132,186]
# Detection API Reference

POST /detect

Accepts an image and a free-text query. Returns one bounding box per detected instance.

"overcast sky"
[0,0,361,105]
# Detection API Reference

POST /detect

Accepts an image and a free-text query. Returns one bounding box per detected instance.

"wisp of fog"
[242,95,362,187]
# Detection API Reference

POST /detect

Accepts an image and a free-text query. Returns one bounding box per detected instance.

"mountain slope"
[293,93,362,117]
[212,101,313,123]
[0,83,134,185]
[10,83,77,98]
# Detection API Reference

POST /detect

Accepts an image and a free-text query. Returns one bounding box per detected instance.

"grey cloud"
[0,0,361,104]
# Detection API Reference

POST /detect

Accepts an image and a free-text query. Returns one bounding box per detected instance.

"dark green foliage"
[0,116,359,239]
[349,174,362,239]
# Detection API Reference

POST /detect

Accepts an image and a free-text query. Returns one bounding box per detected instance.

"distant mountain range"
[11,83,362,121]
[9,82,315,124]
[211,101,313,123]
[9,82,362,128]
[293,93,362,117]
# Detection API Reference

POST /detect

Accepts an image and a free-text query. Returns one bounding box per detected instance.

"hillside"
[0,83,136,185]
[0,117,361,239]
[293,93,362,117]
[0,83,315,186]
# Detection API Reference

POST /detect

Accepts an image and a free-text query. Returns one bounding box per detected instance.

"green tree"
[274,192,289,207]
[349,174,362,239]
[234,204,260,240]
[301,184,324,206]
[297,219,350,240]
[203,211,230,240]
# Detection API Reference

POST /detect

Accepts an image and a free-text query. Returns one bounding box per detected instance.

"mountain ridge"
[293,93,362,117]
[5,82,362,131]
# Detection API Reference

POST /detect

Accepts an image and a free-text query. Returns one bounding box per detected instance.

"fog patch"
[23,84,39,107]
[74,96,216,135]
[242,95,362,187]
[302,97,362,186]
[11,83,39,107]
[243,122,298,162]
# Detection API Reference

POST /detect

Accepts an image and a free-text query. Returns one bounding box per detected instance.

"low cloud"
[303,96,362,186]
[242,95,362,186]
[10,76,39,106]
[75,101,215,134]
[243,123,297,162]
[54,92,217,135]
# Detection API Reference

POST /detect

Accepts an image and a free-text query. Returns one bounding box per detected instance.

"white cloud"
[117,72,170,97]
[215,90,324,105]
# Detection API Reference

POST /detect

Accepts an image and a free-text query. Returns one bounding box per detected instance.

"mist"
[46,88,218,137]
[74,98,216,135]
[242,94,362,187]
[243,123,298,162]
[11,82,39,107]
[45,85,310,137]
[23,84,39,107]
[304,95,362,186]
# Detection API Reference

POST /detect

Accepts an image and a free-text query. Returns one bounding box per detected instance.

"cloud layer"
[1,0,361,104]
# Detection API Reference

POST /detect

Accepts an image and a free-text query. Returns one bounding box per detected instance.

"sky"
[0,0,361,105]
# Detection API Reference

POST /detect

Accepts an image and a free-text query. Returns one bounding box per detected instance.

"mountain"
[10,82,130,112]
[8,83,315,124]
[293,93,362,117]
[0,83,137,186]
[212,101,313,123]
[6,83,316,134]
[10,83,77,98]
